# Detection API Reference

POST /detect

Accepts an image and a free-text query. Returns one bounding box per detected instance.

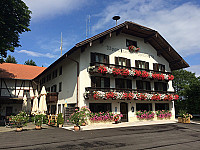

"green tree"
[24,59,37,66]
[5,55,17,64]
[172,69,200,115]
[0,0,31,62]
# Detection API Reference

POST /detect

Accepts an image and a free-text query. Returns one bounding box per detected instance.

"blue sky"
[8,0,200,75]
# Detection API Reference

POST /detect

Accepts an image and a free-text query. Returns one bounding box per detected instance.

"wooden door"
[120,102,128,122]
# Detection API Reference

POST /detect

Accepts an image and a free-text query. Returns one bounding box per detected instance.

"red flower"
[174,94,179,100]
[98,65,107,74]
[127,93,134,100]
[141,71,149,78]
[164,94,173,101]
[121,69,129,76]
[151,94,161,101]
[168,74,174,80]
[158,74,165,80]
[122,93,128,99]
[135,70,141,77]
[93,92,99,100]
[137,94,147,100]
[113,68,121,76]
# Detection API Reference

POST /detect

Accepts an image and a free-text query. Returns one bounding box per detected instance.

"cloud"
[22,0,88,21]
[92,0,200,57]
[186,65,200,77]
[17,50,58,58]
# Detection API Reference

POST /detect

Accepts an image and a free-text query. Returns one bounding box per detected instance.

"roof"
[0,63,46,80]
[35,21,189,79]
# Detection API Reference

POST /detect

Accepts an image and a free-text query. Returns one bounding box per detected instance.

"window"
[126,39,137,47]
[89,103,111,113]
[46,87,50,92]
[91,53,109,64]
[51,84,57,92]
[115,57,131,68]
[115,78,132,89]
[136,80,151,90]
[52,70,57,79]
[91,76,110,88]
[136,103,152,111]
[154,82,167,91]
[135,60,149,70]
[155,103,169,111]
[153,63,165,72]
[24,90,30,98]
[59,82,62,92]
[47,74,51,82]
[59,66,62,76]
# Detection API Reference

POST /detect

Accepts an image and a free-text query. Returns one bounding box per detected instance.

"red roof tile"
[0,63,46,80]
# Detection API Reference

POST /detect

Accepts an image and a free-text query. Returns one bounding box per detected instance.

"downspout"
[66,54,79,108]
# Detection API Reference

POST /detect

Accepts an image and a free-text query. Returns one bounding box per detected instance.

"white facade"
[38,31,177,121]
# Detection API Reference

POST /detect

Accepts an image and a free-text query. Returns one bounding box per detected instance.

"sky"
[8,0,200,76]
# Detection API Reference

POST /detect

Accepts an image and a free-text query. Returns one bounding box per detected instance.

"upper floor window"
[136,80,151,90]
[126,39,137,47]
[46,87,50,93]
[153,63,165,72]
[46,74,51,82]
[115,57,131,67]
[135,60,149,70]
[91,76,110,88]
[59,82,62,92]
[52,70,57,79]
[154,82,167,91]
[91,52,109,64]
[51,84,57,92]
[59,66,62,76]
[115,78,132,89]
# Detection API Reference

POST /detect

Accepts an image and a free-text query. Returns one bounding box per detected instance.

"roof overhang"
[35,21,189,79]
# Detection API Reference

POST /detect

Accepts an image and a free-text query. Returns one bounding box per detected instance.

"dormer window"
[126,39,137,47]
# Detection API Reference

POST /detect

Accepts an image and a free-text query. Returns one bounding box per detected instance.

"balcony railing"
[90,62,171,75]
[46,92,58,103]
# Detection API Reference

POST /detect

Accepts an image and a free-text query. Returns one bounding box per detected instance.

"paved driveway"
[0,123,200,150]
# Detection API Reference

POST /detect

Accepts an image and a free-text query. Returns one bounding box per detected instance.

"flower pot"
[35,125,42,130]
[16,127,23,132]
[183,117,190,123]
[74,126,80,131]
[81,122,86,126]
[178,117,183,123]
[59,124,63,128]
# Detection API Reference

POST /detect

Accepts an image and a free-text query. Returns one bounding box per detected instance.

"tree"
[0,0,31,62]
[5,55,17,64]
[24,59,37,66]
[172,69,200,115]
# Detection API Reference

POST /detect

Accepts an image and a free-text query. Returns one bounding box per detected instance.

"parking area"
[0,122,200,150]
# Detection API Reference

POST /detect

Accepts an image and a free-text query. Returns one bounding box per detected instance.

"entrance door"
[6,107,13,116]
[120,102,128,122]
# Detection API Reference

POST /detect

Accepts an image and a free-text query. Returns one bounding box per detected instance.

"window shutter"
[104,78,110,88]
[126,59,131,68]
[153,63,158,71]
[115,57,119,65]
[106,55,109,64]
[91,53,95,63]
[145,62,149,70]
[163,83,167,91]
[154,82,158,91]
[162,65,165,72]
[135,60,139,68]
[91,76,95,88]
[127,80,132,89]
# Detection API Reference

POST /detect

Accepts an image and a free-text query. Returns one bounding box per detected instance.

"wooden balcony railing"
[90,62,171,75]
[46,92,58,103]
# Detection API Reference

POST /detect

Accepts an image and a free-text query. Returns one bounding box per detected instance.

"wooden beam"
[89,42,92,47]
[109,32,112,37]
[144,33,157,43]
[169,59,182,64]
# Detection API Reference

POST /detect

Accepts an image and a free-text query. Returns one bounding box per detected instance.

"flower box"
[178,117,183,123]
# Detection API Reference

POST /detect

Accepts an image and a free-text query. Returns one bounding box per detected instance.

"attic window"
[126,39,137,47]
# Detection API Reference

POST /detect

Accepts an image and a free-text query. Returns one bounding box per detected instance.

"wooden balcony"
[46,92,58,103]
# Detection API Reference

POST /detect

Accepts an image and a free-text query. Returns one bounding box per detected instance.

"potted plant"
[183,113,193,123]
[57,113,64,128]
[11,111,29,132]
[33,115,43,130]
[69,109,81,131]
[178,110,186,123]
[113,113,123,124]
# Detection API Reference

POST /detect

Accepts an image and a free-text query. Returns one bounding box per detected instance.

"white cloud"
[17,50,58,58]
[186,65,200,77]
[92,0,200,57]
[23,0,88,21]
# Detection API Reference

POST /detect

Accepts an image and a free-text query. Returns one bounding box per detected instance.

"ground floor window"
[136,103,152,111]
[89,103,111,113]
[155,103,169,111]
